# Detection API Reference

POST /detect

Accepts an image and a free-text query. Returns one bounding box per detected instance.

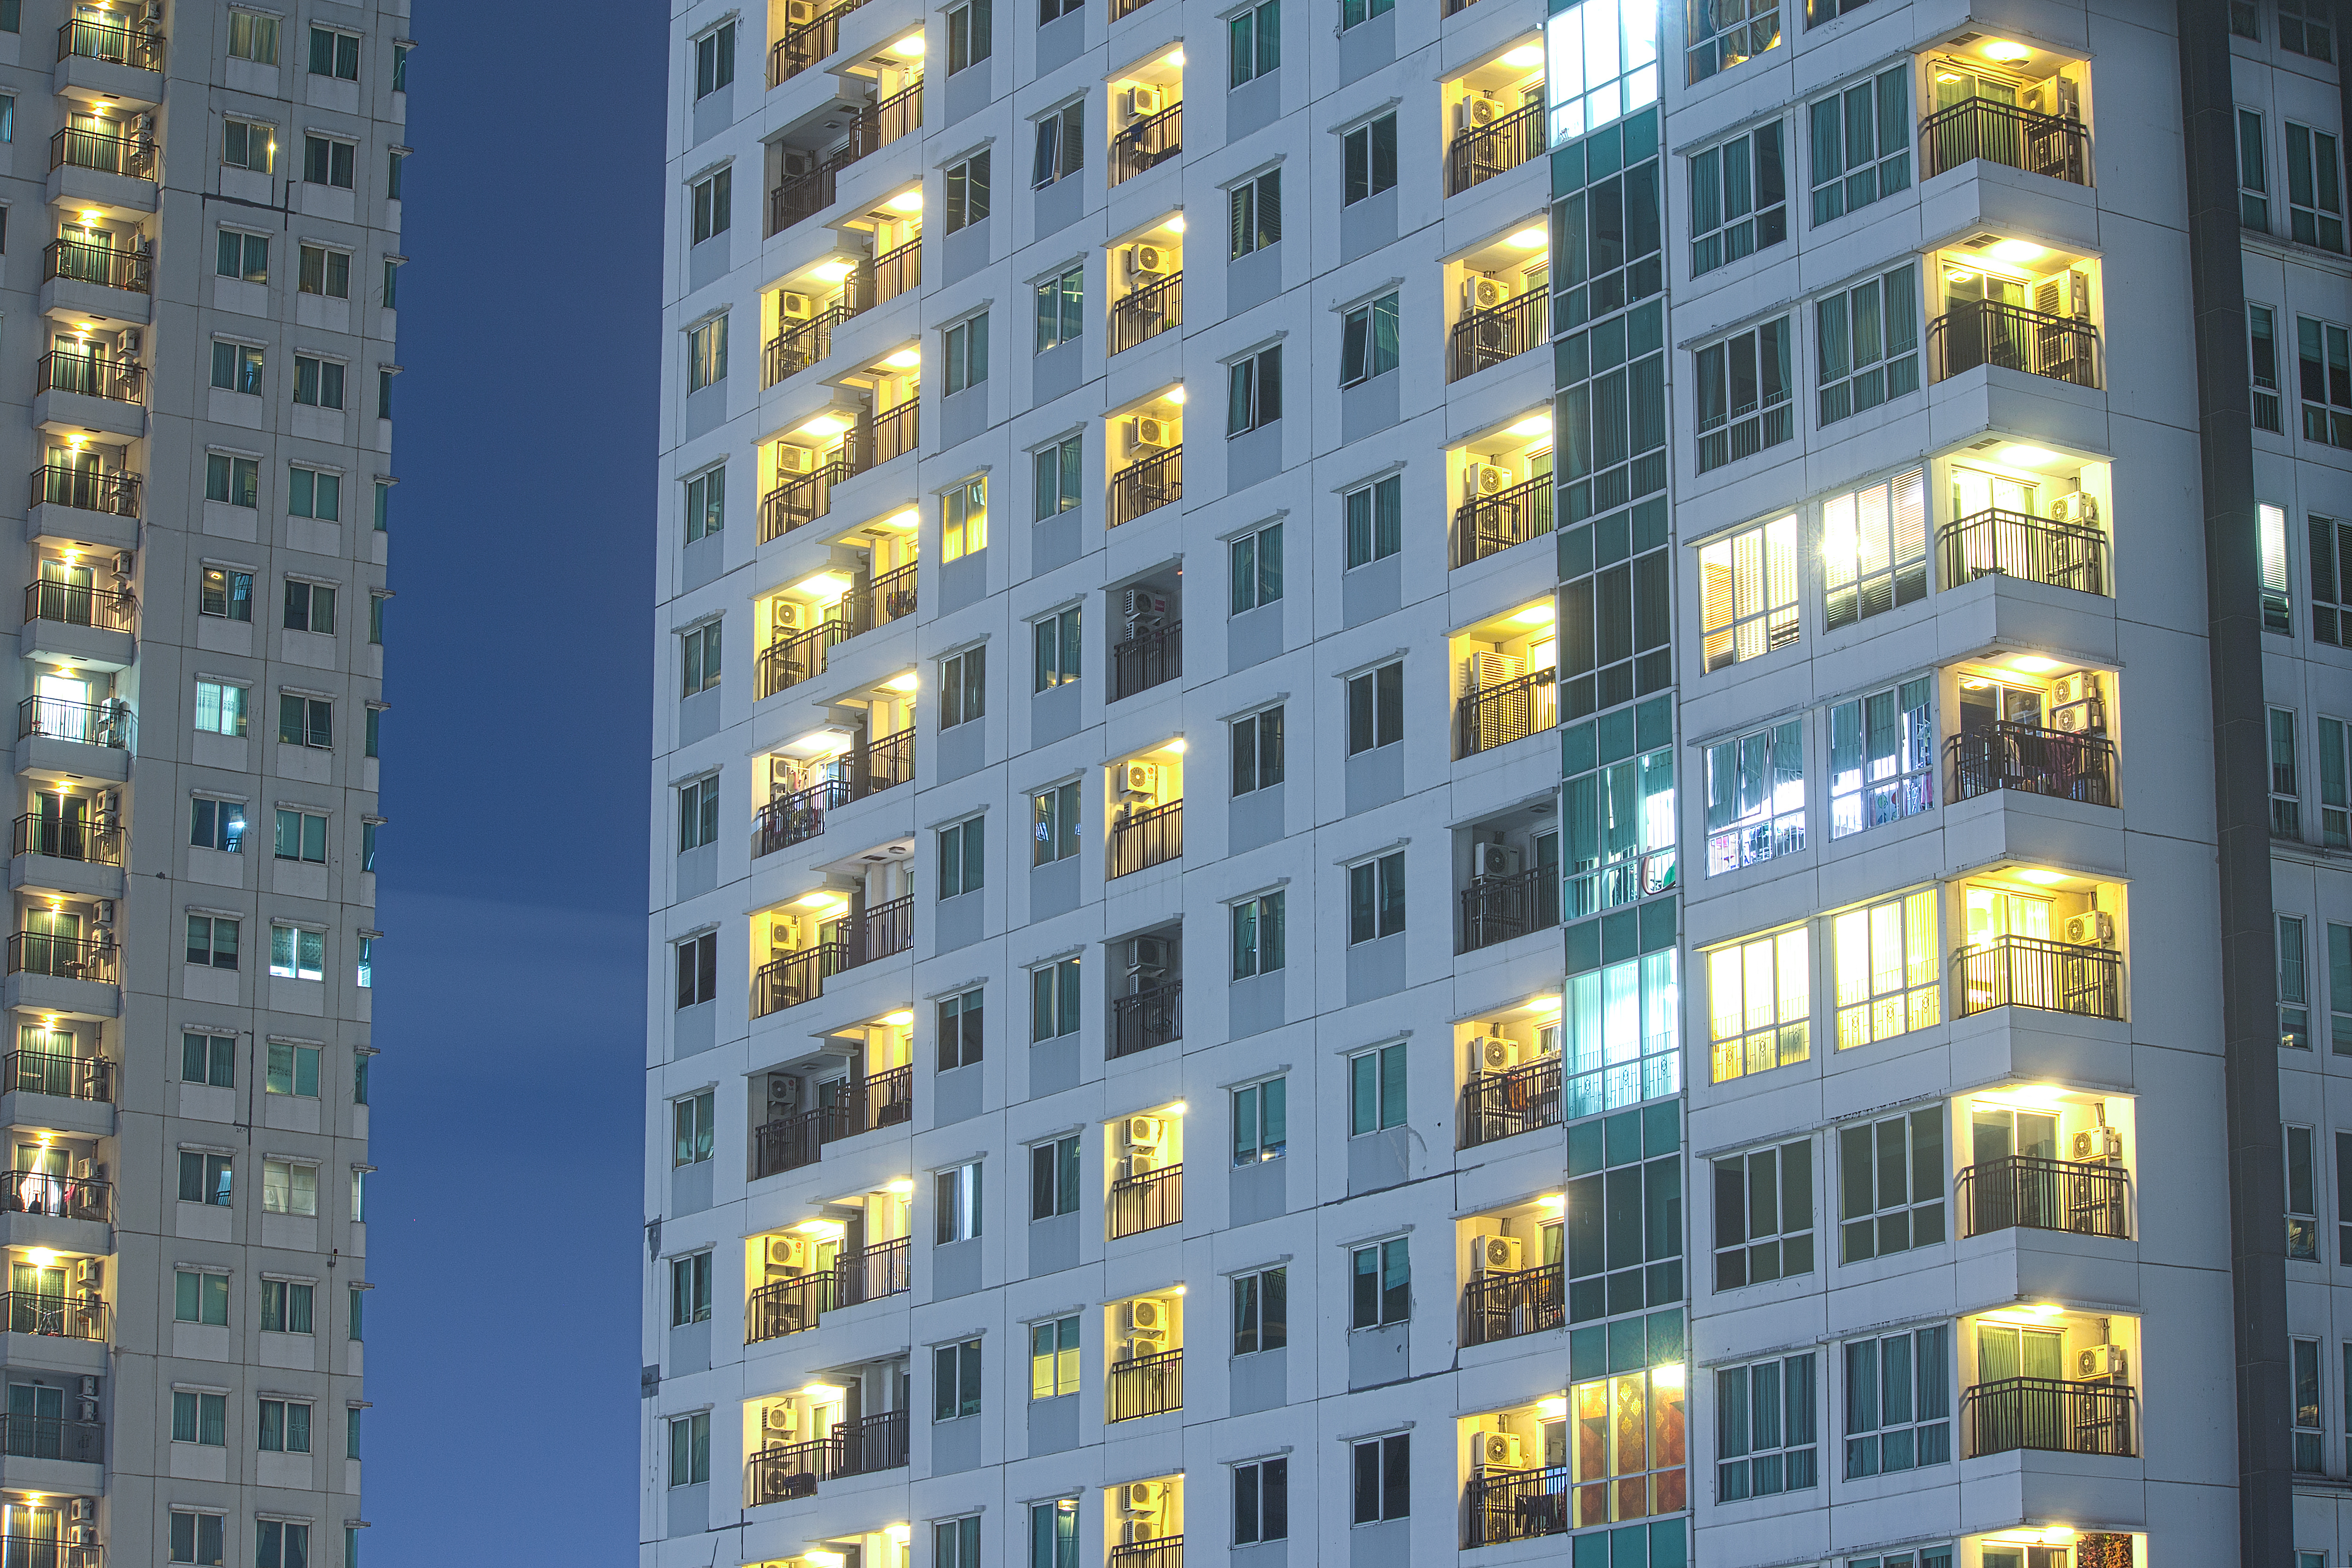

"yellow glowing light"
[2016,868,2067,885]
[1537,1192,1566,1211]
[799,414,850,439]
[2010,655,2061,673]
[792,571,851,597]
[1509,602,1556,626]
[1526,993,1562,1014]
[1165,214,1186,234]
[78,210,99,223]
[1649,1362,1686,1388]
[1536,1396,1568,1419]
[24,1250,55,1269]
[795,891,845,908]
[883,349,920,368]
[1167,1101,1189,1116]
[806,1551,848,1568]
[1169,1284,1187,1295]
[1505,226,1547,250]
[887,189,924,212]
[1163,48,1185,67]
[1987,239,2046,265]
[811,261,857,284]
[891,33,925,54]
[1163,737,1187,754]
[1998,444,2060,467]
[2033,1302,2066,1317]
[1507,414,1552,438]
[887,508,921,530]
[1166,385,1187,405]
[1979,1083,2070,1110]
[886,672,920,693]
[886,1527,914,1545]
[1981,39,2032,61]
[1959,676,1992,690]
[793,1222,846,1239]
[1502,44,1545,66]
[882,1009,916,1026]
[886,1178,916,1195]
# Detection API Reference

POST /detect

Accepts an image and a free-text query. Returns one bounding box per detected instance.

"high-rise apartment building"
[0,1,402,1563]
[647,0,2325,1565]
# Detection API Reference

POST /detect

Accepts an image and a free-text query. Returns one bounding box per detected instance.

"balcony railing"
[832,1407,911,1475]
[838,1236,912,1305]
[1462,1261,1564,1345]
[1110,0,1158,20]
[1464,1464,1573,1546]
[60,16,163,67]
[769,0,868,83]
[766,303,849,385]
[757,622,849,699]
[760,461,853,540]
[747,1435,831,1504]
[1458,1055,1561,1149]
[1107,1538,1182,1568]
[752,1108,830,1178]
[1109,446,1181,527]
[30,465,140,518]
[1960,1376,2136,1459]
[1938,506,2107,595]
[0,1169,110,1223]
[1455,474,1553,567]
[50,126,154,181]
[3,1048,114,1103]
[857,726,915,797]
[871,399,918,465]
[1110,980,1182,1059]
[853,893,914,966]
[13,813,122,866]
[1928,299,2100,388]
[36,351,143,406]
[1919,97,2088,185]
[1952,934,2122,1021]
[745,1271,834,1342]
[863,1062,914,1130]
[1460,866,1561,953]
[1110,102,1181,185]
[1447,287,1548,382]
[1946,723,2116,808]
[0,1289,108,1342]
[1446,100,1543,195]
[767,81,924,235]
[18,696,133,752]
[1958,1154,2130,1240]
[1111,623,1182,701]
[42,240,149,296]
[872,237,921,305]
[753,942,845,1018]
[872,562,917,626]
[25,581,134,634]
[1109,1163,1181,1240]
[1107,1347,1182,1421]
[6,932,116,986]
[1,1414,102,1464]
[1458,669,1557,757]
[753,780,853,857]
[1109,799,1182,878]
[1111,272,1182,354]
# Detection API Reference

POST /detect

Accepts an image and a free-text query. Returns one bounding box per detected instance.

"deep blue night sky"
[362,1,663,1558]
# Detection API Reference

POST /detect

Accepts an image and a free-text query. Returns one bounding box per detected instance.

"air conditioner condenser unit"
[1478,1431,1525,1468]
[1476,1235,1523,1273]
[2062,910,2115,946]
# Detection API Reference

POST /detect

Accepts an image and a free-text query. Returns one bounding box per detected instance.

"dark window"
[1345,662,1403,753]
[1231,706,1283,795]
[1349,1433,1409,1523]
[1342,113,1398,204]
[938,988,984,1070]
[675,932,718,1008]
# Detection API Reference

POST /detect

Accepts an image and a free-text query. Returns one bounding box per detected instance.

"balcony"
[751,901,914,1020]
[1111,624,1182,701]
[0,1287,108,1342]
[25,583,134,639]
[1108,1539,1181,1568]
[1938,507,2107,595]
[36,350,143,407]
[6,933,115,988]
[746,1408,910,1504]
[1959,1376,2135,1459]
[1109,981,1182,1059]
[768,0,871,83]
[1107,1348,1182,1421]
[833,1406,911,1474]
[1446,100,1542,195]
[1459,866,1559,953]
[1458,1055,1559,1148]
[1109,446,1181,528]
[871,399,917,465]
[1110,102,1181,186]
[1946,723,2116,807]
[1952,935,2121,1021]
[50,125,154,182]
[746,1269,833,1342]
[1919,98,2088,185]
[767,81,923,236]
[767,302,852,385]
[1108,1163,1181,1239]
[0,1169,109,1223]
[2,1048,114,1103]
[1456,474,1552,567]
[13,815,122,870]
[1110,272,1182,354]
[1447,287,1547,383]
[1461,1260,1562,1346]
[753,780,852,857]
[29,466,139,520]
[1928,299,2099,388]
[758,622,848,699]
[1458,669,1556,758]
[59,16,163,69]
[838,1235,911,1304]
[1464,1465,1572,1546]
[871,237,921,304]
[1109,799,1181,878]
[1,1413,102,1464]
[854,726,915,797]
[1957,1154,2129,1240]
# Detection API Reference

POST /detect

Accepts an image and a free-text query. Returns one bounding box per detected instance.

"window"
[2288,123,2345,251]
[388,148,406,199]
[935,1338,983,1420]
[1227,345,1283,433]
[1032,434,1082,519]
[186,917,240,970]
[675,932,718,1007]
[259,1278,313,1333]
[202,566,254,621]
[1350,1433,1409,1523]
[258,1398,313,1453]
[1831,890,1939,1049]
[1712,1139,1813,1289]
[346,1406,361,1459]
[1234,1078,1286,1163]
[1342,113,1398,204]
[182,1032,236,1087]
[1030,1500,1079,1568]
[1030,1315,1080,1397]
[694,20,736,96]
[383,260,400,308]
[216,230,268,283]
[1229,1265,1288,1359]
[354,1053,371,1103]
[169,1510,226,1567]
[265,1041,320,1098]
[195,680,249,737]
[1807,66,1910,225]
[308,24,359,77]
[2244,108,2273,230]
[229,9,278,61]
[211,341,263,394]
[1690,123,1786,275]
[1347,852,1404,943]
[376,479,391,530]
[2283,914,2311,1048]
[291,354,345,409]
[172,1391,228,1446]
[947,0,991,71]
[1837,1108,1945,1262]
[1694,318,1792,471]
[1230,0,1279,84]
[1232,706,1283,794]
[690,168,731,244]
[1041,0,1079,24]
[1232,892,1285,978]
[2289,1122,2319,1259]
[1031,783,1079,865]
[1032,100,1083,187]
[667,1413,710,1487]
[174,1269,230,1325]
[1697,513,1796,669]
[2300,318,2352,448]
[1830,678,1932,837]
[1035,265,1082,352]
[1340,294,1398,386]
[2332,924,2352,1054]
[283,580,336,635]
[939,815,985,897]
[1348,1041,1406,1134]
[261,1158,318,1215]
[2234,0,2260,34]
[687,317,727,392]
[1703,720,1802,873]
[946,152,991,230]
[938,987,984,1070]
[937,1160,984,1243]
[672,1091,715,1166]
[278,695,332,749]
[1350,1237,1409,1327]
[223,118,274,172]
[1029,1133,1081,1220]
[2312,517,2352,644]
[1562,703,1675,917]
[678,776,719,852]
[669,1252,711,1325]
[207,453,260,507]
[1230,521,1282,613]
[298,243,351,298]
[348,1286,366,1342]
[287,466,341,520]
[255,1513,305,1563]
[1031,957,1080,1039]
[2273,707,2303,837]
[2283,0,2336,58]
[2264,501,2295,631]
[944,313,990,394]
[1817,267,1921,426]
[1234,1456,1289,1543]
[1230,169,1281,257]
[937,1517,982,1568]
[1841,1326,1949,1477]
[680,623,721,696]
[941,647,986,728]
[2295,1337,2324,1471]
[1707,926,1809,1083]
[945,476,988,561]
[1717,1353,1818,1498]
[1346,662,1403,753]
[303,134,356,189]
[1686,0,1780,81]
[1033,606,1080,689]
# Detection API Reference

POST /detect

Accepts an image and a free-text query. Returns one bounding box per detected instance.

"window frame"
[1836,1105,1946,1264]
[945,150,992,230]
[1230,167,1281,257]
[1341,112,1398,205]
[1229,520,1283,613]
[1688,121,1787,276]
[1346,850,1404,944]
[1345,661,1404,754]
[1711,1138,1814,1291]
[1231,705,1284,795]
[1034,264,1083,352]
[1227,344,1284,433]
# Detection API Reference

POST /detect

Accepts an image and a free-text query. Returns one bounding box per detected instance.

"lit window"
[1706,927,1808,1083]
[1830,889,1939,1049]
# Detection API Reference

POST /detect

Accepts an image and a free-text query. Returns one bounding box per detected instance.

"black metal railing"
[872,562,917,625]
[1107,1537,1181,1568]
[745,1271,834,1342]
[3,1049,114,1103]
[863,1063,914,1131]
[1952,934,2122,1021]
[753,780,853,858]
[1110,102,1181,185]
[769,0,867,83]
[1458,670,1557,757]
[36,351,143,405]
[1464,1465,1573,1546]
[1961,1376,2136,1459]
[1107,1348,1182,1421]
[1111,624,1182,701]
[1928,300,2100,388]
[1447,287,1549,383]
[832,1407,910,1475]
[1460,866,1560,953]
[60,16,163,67]
[752,1108,832,1178]
[0,1289,108,1342]
[1919,97,2088,185]
[872,237,921,305]
[1958,1154,2130,1240]
[857,726,915,797]
[51,126,154,180]
[1109,446,1181,527]
[766,303,850,385]
[13,813,122,865]
[852,894,914,966]
[1109,799,1182,878]
[24,582,134,633]
[839,1236,912,1305]
[753,943,845,1018]
[1458,1055,1561,1149]
[1111,272,1183,354]
[1,1414,102,1464]
[0,1535,103,1568]
[746,1435,831,1504]
[6,933,116,987]
[757,622,848,699]
[1938,507,2108,595]
[1462,1261,1564,1345]
[760,462,853,541]
[1456,474,1553,566]
[42,240,149,295]
[1946,723,2116,808]
[767,82,924,236]
[1446,100,1544,195]
[0,1169,109,1223]
[872,399,918,465]
[1110,981,1182,1060]
[30,466,140,518]
[17,696,133,751]
[1110,0,1158,20]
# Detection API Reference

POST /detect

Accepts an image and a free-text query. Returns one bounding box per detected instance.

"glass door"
[33,790,88,861]
[65,110,117,174]
[20,909,82,979]
[34,673,91,741]
[37,556,94,627]
[42,443,100,509]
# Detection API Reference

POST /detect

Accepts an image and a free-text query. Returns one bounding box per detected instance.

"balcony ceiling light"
[2015,868,2067,884]
[1997,443,2060,467]
[1505,225,1547,250]
[23,1249,54,1269]
[2008,655,2061,673]
[891,33,924,54]
[1164,213,1186,233]
[885,1177,916,1194]
[1987,238,2045,264]
[806,1553,848,1568]
[1166,1101,1188,1116]
[810,260,856,283]
[886,508,920,530]
[882,1009,915,1026]
[1501,44,1544,66]
[1507,414,1552,437]
[1535,1395,1568,1418]
[1509,602,1556,627]
[885,672,920,692]
[1162,737,1187,753]
[799,414,849,438]
[792,571,851,597]
[1165,385,1187,405]
[1980,39,2032,61]
[1163,48,1184,67]
[886,189,923,211]
[883,348,920,368]
[1537,1192,1565,1210]
[1525,992,1561,1012]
